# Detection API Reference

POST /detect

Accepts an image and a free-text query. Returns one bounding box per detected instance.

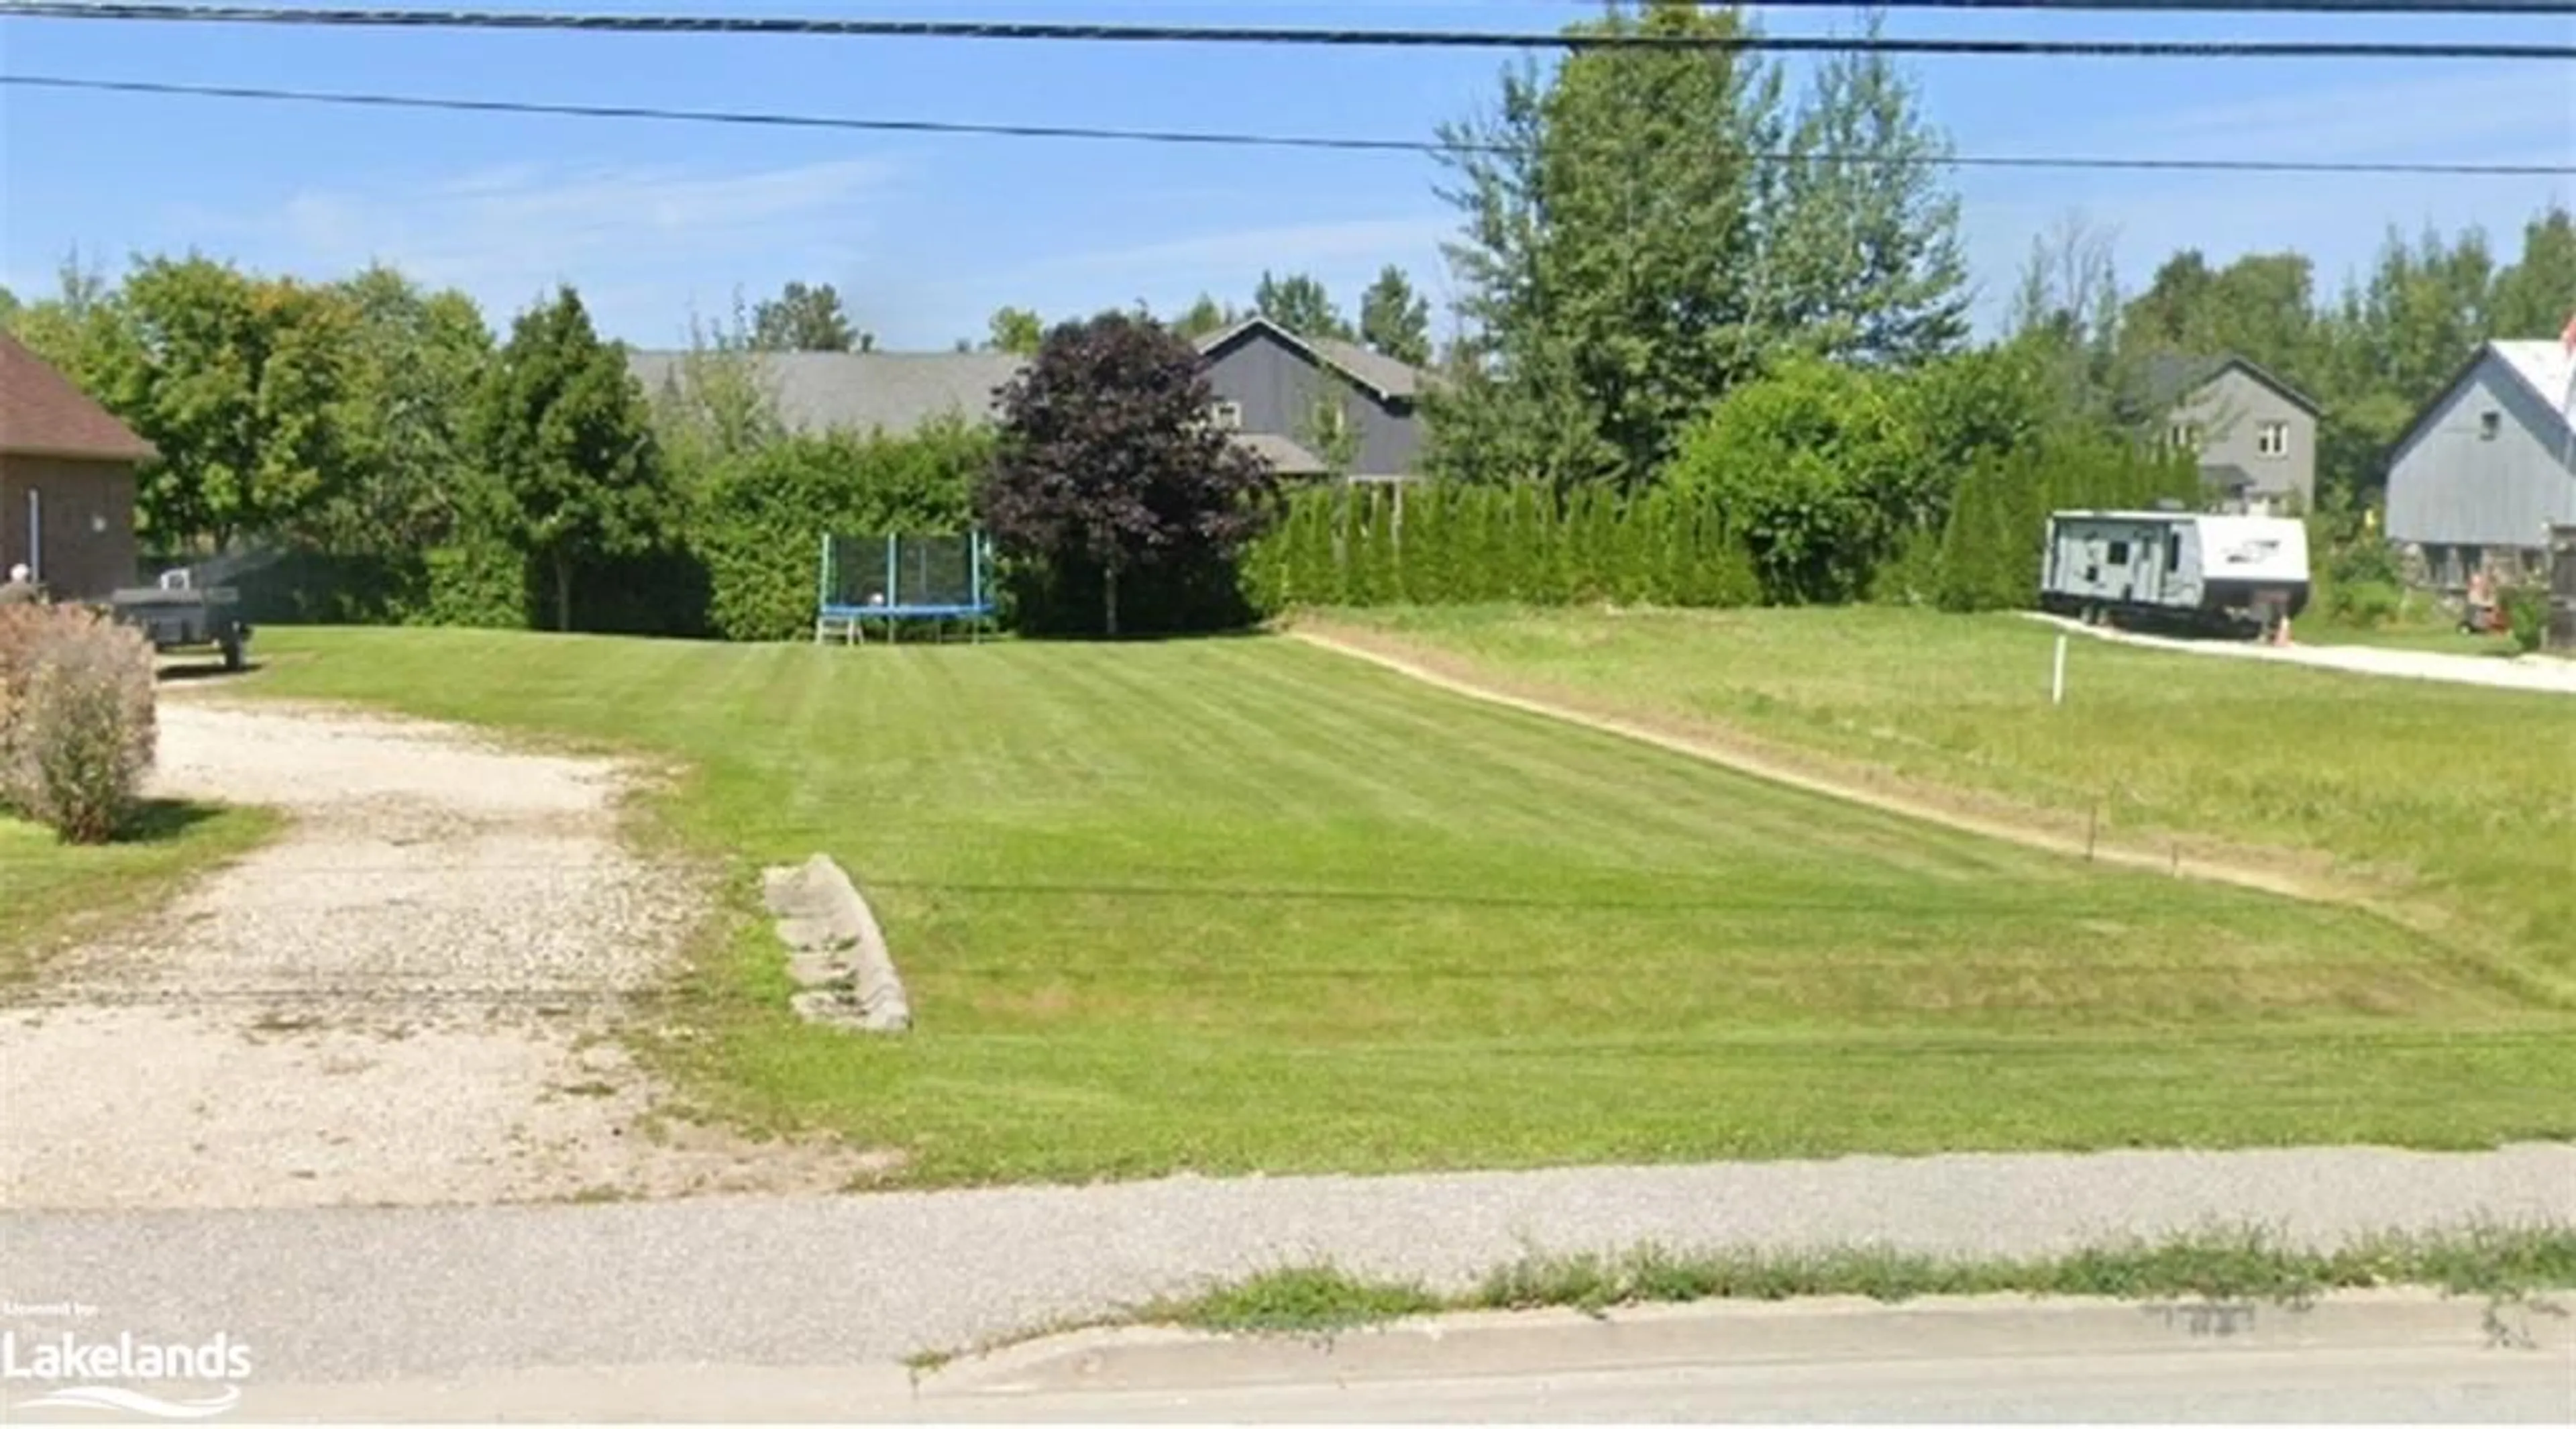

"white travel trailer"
[2040,509,2310,635]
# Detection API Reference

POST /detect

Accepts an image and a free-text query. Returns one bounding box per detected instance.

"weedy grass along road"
[190,622,2576,1185]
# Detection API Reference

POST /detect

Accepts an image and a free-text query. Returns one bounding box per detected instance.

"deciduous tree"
[1252,272,1352,340]
[79,255,362,552]
[1432,1,1966,486]
[2487,205,2576,338]
[467,285,669,632]
[751,280,861,352]
[313,264,494,555]
[1759,15,1970,368]
[1171,293,1241,340]
[1358,266,1433,366]
[977,311,1279,635]
[985,305,1044,355]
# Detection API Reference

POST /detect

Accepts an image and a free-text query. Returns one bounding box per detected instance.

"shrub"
[0,604,158,844]
[1248,482,1761,613]
[688,424,984,643]
[2500,579,2552,653]
[2327,533,2404,589]
[2328,579,2404,629]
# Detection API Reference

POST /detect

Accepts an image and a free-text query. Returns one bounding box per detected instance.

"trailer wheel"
[219,635,245,672]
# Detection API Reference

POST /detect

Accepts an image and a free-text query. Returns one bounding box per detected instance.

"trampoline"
[814,531,998,644]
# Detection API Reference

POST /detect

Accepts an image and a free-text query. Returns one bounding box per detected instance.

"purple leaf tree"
[978,311,1279,635]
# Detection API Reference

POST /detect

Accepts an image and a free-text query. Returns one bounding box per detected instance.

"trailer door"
[2125,524,2166,605]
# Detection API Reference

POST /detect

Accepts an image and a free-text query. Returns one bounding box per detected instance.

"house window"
[1208,399,1243,432]
[2257,421,2290,458]
[2479,410,2502,440]
[2167,422,2202,454]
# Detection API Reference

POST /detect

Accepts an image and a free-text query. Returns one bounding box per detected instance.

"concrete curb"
[920,1289,2575,1398]
[762,851,910,1033]
[54,1293,2567,1424]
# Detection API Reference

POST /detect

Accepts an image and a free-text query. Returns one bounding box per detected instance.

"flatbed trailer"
[105,568,252,670]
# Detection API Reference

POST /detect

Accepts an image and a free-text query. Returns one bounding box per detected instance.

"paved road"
[53,1334,2576,1422]
[3,1145,2569,1384]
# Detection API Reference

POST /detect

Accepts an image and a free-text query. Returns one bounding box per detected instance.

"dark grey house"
[625,315,1439,481]
[1191,316,1435,481]
[2141,354,2322,516]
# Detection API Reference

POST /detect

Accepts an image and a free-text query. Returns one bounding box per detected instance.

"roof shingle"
[1193,317,1437,401]
[627,349,1026,437]
[0,333,156,462]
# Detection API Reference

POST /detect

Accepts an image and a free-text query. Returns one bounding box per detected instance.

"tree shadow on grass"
[117,798,230,845]
[1014,627,1278,646]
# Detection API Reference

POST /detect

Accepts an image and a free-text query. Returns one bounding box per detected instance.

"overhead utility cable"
[7,72,2570,178]
[1543,0,2576,11]
[3,3,2573,60]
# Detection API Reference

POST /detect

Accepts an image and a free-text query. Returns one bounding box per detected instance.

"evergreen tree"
[467,284,669,632]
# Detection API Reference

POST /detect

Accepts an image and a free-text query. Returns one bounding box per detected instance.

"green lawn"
[1316,605,2576,1001]
[0,800,280,982]
[227,623,2576,1183]
[2300,615,2521,657]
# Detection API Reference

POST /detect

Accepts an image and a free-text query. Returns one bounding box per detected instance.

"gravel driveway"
[0,691,877,1211]
[2031,613,2576,695]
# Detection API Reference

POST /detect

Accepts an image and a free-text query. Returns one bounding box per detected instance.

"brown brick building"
[0,333,154,602]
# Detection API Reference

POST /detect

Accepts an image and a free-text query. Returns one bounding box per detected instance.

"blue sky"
[3,2,2570,352]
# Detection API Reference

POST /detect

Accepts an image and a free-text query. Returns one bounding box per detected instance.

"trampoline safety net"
[818,531,994,618]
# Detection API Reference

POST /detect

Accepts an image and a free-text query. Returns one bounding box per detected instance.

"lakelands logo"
[3,1328,252,1420]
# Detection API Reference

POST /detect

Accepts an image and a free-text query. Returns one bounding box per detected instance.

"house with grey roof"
[627,348,1027,438]
[626,314,1440,482]
[2383,338,2576,590]
[1190,316,1436,481]
[2141,353,2322,517]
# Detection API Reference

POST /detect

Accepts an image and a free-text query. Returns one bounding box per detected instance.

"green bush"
[1931,429,2199,613]
[1249,481,1759,613]
[686,423,985,642]
[417,539,533,629]
[2327,534,2404,589]
[2328,579,2404,629]
[1660,356,1919,606]
[2501,580,2551,653]
[0,604,158,844]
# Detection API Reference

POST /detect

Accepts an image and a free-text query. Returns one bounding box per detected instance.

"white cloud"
[176,156,905,337]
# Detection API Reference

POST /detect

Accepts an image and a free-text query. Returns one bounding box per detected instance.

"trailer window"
[2166,533,2182,572]
[2106,541,2131,565]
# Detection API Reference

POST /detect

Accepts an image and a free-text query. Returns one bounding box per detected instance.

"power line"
[4,3,2573,60]
[1576,0,2576,9]
[7,73,2571,177]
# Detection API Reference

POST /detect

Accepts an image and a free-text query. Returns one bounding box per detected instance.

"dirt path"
[2027,613,2576,696]
[1289,625,2367,911]
[0,692,879,1211]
